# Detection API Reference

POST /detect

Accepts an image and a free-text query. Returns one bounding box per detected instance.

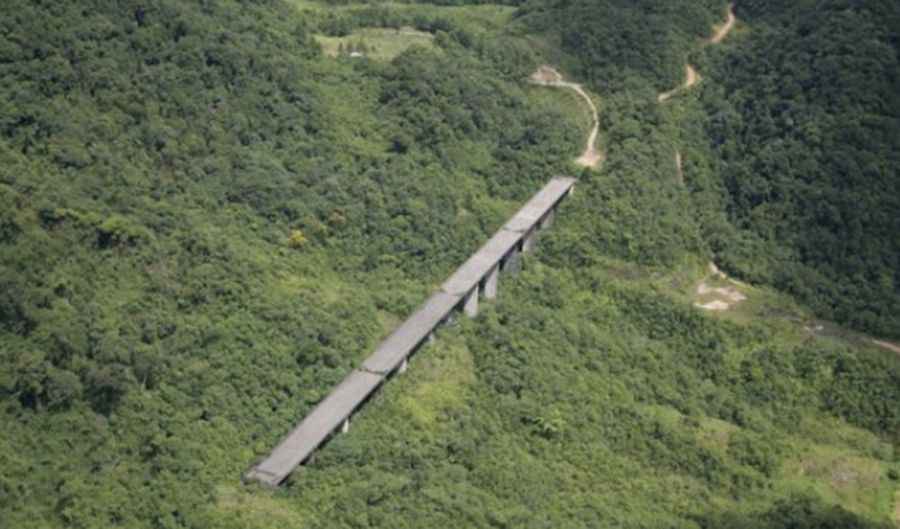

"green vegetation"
[316,27,435,60]
[516,0,724,91]
[686,0,900,338]
[1,0,898,528]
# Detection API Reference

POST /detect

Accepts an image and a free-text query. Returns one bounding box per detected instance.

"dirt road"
[530,66,603,169]
[710,5,737,44]
[658,4,735,102]
[658,64,700,103]
[873,339,900,356]
[675,150,684,184]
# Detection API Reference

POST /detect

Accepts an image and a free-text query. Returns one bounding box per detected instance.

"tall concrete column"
[542,209,555,229]
[340,418,350,434]
[398,357,408,374]
[484,265,499,300]
[463,288,479,318]
[523,229,537,252]
[504,249,521,274]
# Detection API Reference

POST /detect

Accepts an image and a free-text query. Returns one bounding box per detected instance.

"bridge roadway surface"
[246,176,576,486]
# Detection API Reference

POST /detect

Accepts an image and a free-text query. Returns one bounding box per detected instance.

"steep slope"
[0,1,583,526]
[688,0,900,338]
[1,0,898,528]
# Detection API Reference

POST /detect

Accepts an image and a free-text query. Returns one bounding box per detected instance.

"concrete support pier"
[523,229,537,252]
[340,419,350,434]
[463,288,479,318]
[484,265,499,300]
[398,358,408,374]
[542,209,555,229]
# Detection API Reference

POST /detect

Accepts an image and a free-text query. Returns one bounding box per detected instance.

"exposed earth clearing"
[694,262,747,311]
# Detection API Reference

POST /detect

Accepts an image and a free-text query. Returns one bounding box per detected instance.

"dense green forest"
[0,0,898,528]
[688,0,900,338]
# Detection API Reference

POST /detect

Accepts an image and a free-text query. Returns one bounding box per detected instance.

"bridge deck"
[362,291,461,374]
[504,177,575,233]
[441,229,522,296]
[246,370,383,486]
[246,176,576,486]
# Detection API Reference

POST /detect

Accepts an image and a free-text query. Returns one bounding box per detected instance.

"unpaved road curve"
[873,339,900,356]
[659,64,700,103]
[658,3,735,102]
[710,4,737,44]
[530,66,603,169]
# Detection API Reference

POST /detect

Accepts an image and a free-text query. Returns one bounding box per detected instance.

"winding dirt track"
[529,66,603,169]
[710,5,737,44]
[658,3,735,103]
[659,65,700,103]
[873,339,900,356]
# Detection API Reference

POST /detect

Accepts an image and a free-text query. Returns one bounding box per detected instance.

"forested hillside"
[516,0,723,91]
[1,0,898,528]
[689,0,900,338]
[0,0,578,524]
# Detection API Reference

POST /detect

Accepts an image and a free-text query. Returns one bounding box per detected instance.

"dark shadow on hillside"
[689,494,894,529]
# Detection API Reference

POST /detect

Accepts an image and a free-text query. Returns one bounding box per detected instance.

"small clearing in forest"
[316,27,434,61]
[694,262,747,311]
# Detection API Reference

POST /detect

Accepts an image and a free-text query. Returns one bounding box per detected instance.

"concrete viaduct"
[246,176,577,486]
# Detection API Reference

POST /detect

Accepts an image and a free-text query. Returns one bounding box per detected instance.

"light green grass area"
[209,485,309,528]
[779,442,896,520]
[391,335,476,431]
[288,0,516,33]
[316,27,435,61]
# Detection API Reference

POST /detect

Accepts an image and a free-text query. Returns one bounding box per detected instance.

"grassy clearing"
[779,442,896,521]
[209,485,309,527]
[393,334,476,431]
[696,416,739,454]
[316,27,435,61]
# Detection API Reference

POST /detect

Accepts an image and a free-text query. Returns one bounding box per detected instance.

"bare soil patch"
[694,262,747,312]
